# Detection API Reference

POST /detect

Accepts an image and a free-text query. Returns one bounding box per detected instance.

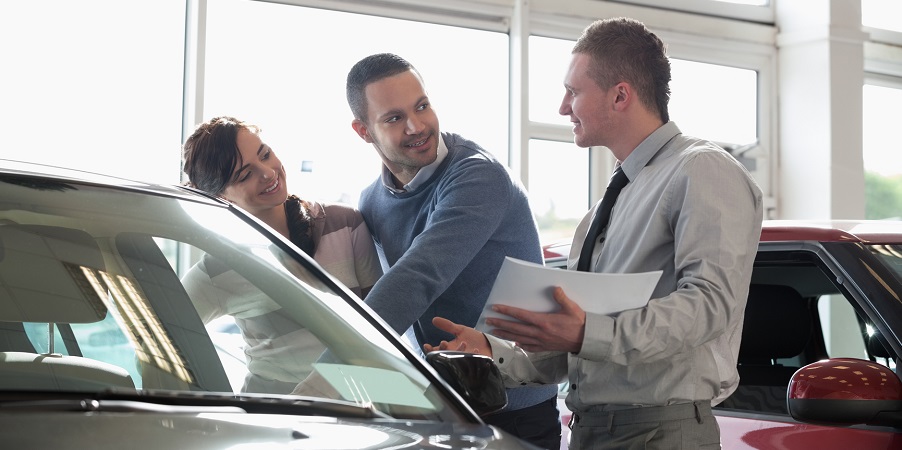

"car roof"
[760,220,902,244]
[0,158,224,205]
[543,219,902,259]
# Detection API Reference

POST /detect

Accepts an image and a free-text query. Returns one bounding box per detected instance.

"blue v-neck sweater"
[360,132,557,411]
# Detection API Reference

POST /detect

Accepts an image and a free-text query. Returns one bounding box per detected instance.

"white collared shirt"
[380,135,449,193]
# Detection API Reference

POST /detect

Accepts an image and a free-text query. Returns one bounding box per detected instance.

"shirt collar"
[381,134,449,193]
[620,121,681,180]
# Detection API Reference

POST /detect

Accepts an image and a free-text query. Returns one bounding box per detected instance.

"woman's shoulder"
[308,200,366,228]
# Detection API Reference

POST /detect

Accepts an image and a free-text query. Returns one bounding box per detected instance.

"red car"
[544,220,902,450]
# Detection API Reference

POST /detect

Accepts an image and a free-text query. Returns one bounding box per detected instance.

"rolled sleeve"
[575,312,616,361]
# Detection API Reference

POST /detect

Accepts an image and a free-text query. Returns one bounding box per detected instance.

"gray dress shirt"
[489,121,763,411]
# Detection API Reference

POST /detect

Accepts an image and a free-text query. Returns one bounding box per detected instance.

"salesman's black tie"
[576,167,630,272]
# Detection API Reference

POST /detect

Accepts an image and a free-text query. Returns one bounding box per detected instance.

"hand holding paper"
[475,257,662,333]
[486,286,589,353]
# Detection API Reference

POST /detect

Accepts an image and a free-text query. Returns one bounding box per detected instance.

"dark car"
[0,159,535,449]
[544,220,902,449]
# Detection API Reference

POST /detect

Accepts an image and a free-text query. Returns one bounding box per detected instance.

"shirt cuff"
[487,334,517,365]
[575,312,615,361]
[486,334,531,386]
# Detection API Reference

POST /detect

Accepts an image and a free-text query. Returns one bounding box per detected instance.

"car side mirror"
[787,357,902,427]
[426,350,507,417]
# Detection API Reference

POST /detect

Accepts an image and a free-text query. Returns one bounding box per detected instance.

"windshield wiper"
[0,398,243,414]
[0,390,391,419]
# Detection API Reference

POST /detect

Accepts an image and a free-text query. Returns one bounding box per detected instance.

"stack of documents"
[475,257,662,332]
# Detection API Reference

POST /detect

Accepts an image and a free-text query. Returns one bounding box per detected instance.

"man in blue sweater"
[346,53,560,449]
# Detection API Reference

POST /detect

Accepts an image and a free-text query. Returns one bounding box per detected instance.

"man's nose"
[406,116,425,134]
[559,98,571,116]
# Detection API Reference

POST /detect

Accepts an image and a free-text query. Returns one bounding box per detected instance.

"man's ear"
[612,82,631,111]
[351,119,373,143]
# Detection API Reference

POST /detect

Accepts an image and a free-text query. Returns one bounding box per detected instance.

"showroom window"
[863,82,902,220]
[528,139,589,246]
[202,0,509,206]
[0,0,186,184]
[862,0,902,33]
[862,0,902,219]
[528,36,575,127]
[528,37,759,154]
[669,60,758,147]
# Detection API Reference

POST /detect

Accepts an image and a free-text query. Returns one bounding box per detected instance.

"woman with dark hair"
[181,116,382,393]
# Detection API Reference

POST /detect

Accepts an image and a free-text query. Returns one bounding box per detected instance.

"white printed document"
[475,257,662,332]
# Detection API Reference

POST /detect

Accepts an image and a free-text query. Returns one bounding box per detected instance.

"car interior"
[718,283,816,414]
[0,223,236,393]
[717,253,896,416]
[0,224,136,391]
[0,215,450,419]
[115,231,233,392]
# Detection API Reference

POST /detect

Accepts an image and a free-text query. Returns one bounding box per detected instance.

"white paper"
[475,257,663,332]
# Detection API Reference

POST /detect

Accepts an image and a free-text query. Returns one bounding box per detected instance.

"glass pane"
[863,0,902,32]
[0,0,186,184]
[71,315,142,385]
[670,59,758,146]
[863,83,902,220]
[864,84,902,176]
[529,37,758,148]
[0,172,465,421]
[529,36,576,126]
[817,295,868,360]
[205,0,509,206]
[528,139,589,247]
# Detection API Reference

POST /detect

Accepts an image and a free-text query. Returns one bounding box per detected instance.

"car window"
[816,294,872,363]
[22,316,142,385]
[0,175,465,423]
[718,248,901,416]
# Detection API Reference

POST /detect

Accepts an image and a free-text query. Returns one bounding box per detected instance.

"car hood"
[0,411,532,449]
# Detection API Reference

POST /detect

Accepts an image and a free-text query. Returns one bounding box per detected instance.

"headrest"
[0,225,107,323]
[739,284,811,362]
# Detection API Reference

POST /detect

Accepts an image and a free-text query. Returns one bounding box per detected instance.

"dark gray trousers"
[569,401,721,450]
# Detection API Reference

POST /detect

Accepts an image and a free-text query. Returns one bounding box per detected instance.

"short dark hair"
[182,116,261,195]
[346,53,420,122]
[573,17,671,123]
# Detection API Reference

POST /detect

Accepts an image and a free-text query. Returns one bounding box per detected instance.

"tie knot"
[608,167,629,191]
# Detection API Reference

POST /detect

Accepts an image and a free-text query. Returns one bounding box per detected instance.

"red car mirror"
[788,357,902,427]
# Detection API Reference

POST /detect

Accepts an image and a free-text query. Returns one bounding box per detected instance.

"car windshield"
[0,172,465,422]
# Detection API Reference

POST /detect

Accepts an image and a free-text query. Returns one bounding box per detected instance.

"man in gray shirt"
[426,17,763,449]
